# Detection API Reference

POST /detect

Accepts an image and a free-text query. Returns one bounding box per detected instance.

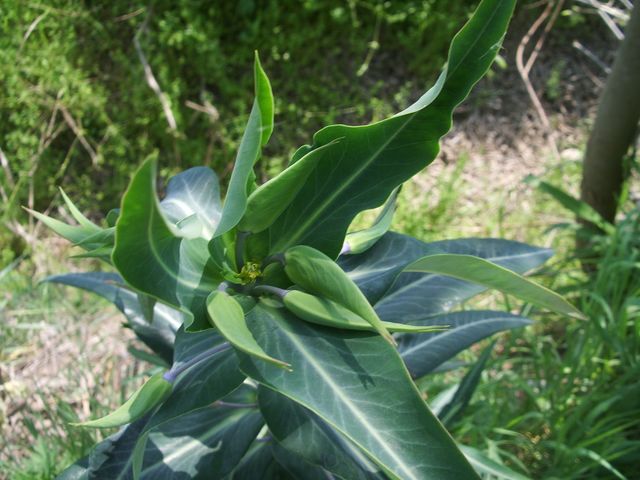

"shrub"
[34,1,583,478]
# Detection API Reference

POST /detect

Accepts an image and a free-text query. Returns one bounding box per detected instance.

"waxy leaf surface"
[239,302,478,480]
[264,0,516,258]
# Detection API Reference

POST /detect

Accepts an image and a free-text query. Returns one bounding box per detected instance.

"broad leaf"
[229,441,294,480]
[113,158,224,330]
[398,310,530,377]
[214,52,274,237]
[271,443,335,479]
[45,272,181,364]
[259,387,386,480]
[159,166,222,239]
[404,254,584,319]
[146,327,246,428]
[60,396,263,479]
[263,0,516,258]
[239,302,478,480]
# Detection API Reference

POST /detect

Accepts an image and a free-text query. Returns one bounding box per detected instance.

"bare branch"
[134,13,178,131]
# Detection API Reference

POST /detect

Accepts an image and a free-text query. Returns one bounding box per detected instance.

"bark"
[580,5,640,225]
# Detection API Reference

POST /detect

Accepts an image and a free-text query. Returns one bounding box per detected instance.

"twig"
[185,100,219,122]
[134,12,178,131]
[59,104,98,165]
[19,12,48,52]
[572,40,611,74]
[0,147,15,189]
[515,0,564,159]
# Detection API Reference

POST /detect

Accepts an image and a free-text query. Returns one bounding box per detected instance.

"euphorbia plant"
[35,1,584,478]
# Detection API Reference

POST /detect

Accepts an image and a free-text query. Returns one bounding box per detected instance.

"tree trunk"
[580,5,640,225]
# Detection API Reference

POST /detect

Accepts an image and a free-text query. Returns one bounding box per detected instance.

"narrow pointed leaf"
[340,233,553,307]
[265,0,516,257]
[460,445,531,480]
[59,187,101,231]
[527,176,615,234]
[214,53,274,237]
[239,302,478,480]
[398,310,530,377]
[404,254,584,319]
[439,341,495,427]
[75,373,172,428]
[25,207,95,246]
[282,290,446,333]
[206,290,291,369]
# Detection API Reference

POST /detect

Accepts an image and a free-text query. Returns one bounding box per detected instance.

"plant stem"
[163,342,231,383]
[261,253,285,270]
[251,284,288,298]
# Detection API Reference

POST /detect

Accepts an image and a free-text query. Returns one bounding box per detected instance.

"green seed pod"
[283,290,447,333]
[74,372,172,428]
[283,245,396,345]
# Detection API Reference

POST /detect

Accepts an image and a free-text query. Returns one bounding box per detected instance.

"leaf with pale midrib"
[239,302,478,480]
[263,0,516,258]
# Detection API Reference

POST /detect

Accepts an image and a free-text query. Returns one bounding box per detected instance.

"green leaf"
[526,176,615,234]
[159,166,222,239]
[239,302,479,480]
[45,272,180,364]
[230,441,294,480]
[206,290,291,370]
[112,158,224,330]
[145,327,246,427]
[259,387,386,480]
[460,445,531,480]
[74,373,172,428]
[404,254,585,319]
[238,142,336,235]
[214,52,274,237]
[61,393,263,479]
[339,234,553,315]
[271,443,334,479]
[398,311,529,378]
[59,187,101,231]
[343,187,398,255]
[284,245,395,345]
[264,0,516,257]
[24,207,97,246]
[438,341,495,427]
